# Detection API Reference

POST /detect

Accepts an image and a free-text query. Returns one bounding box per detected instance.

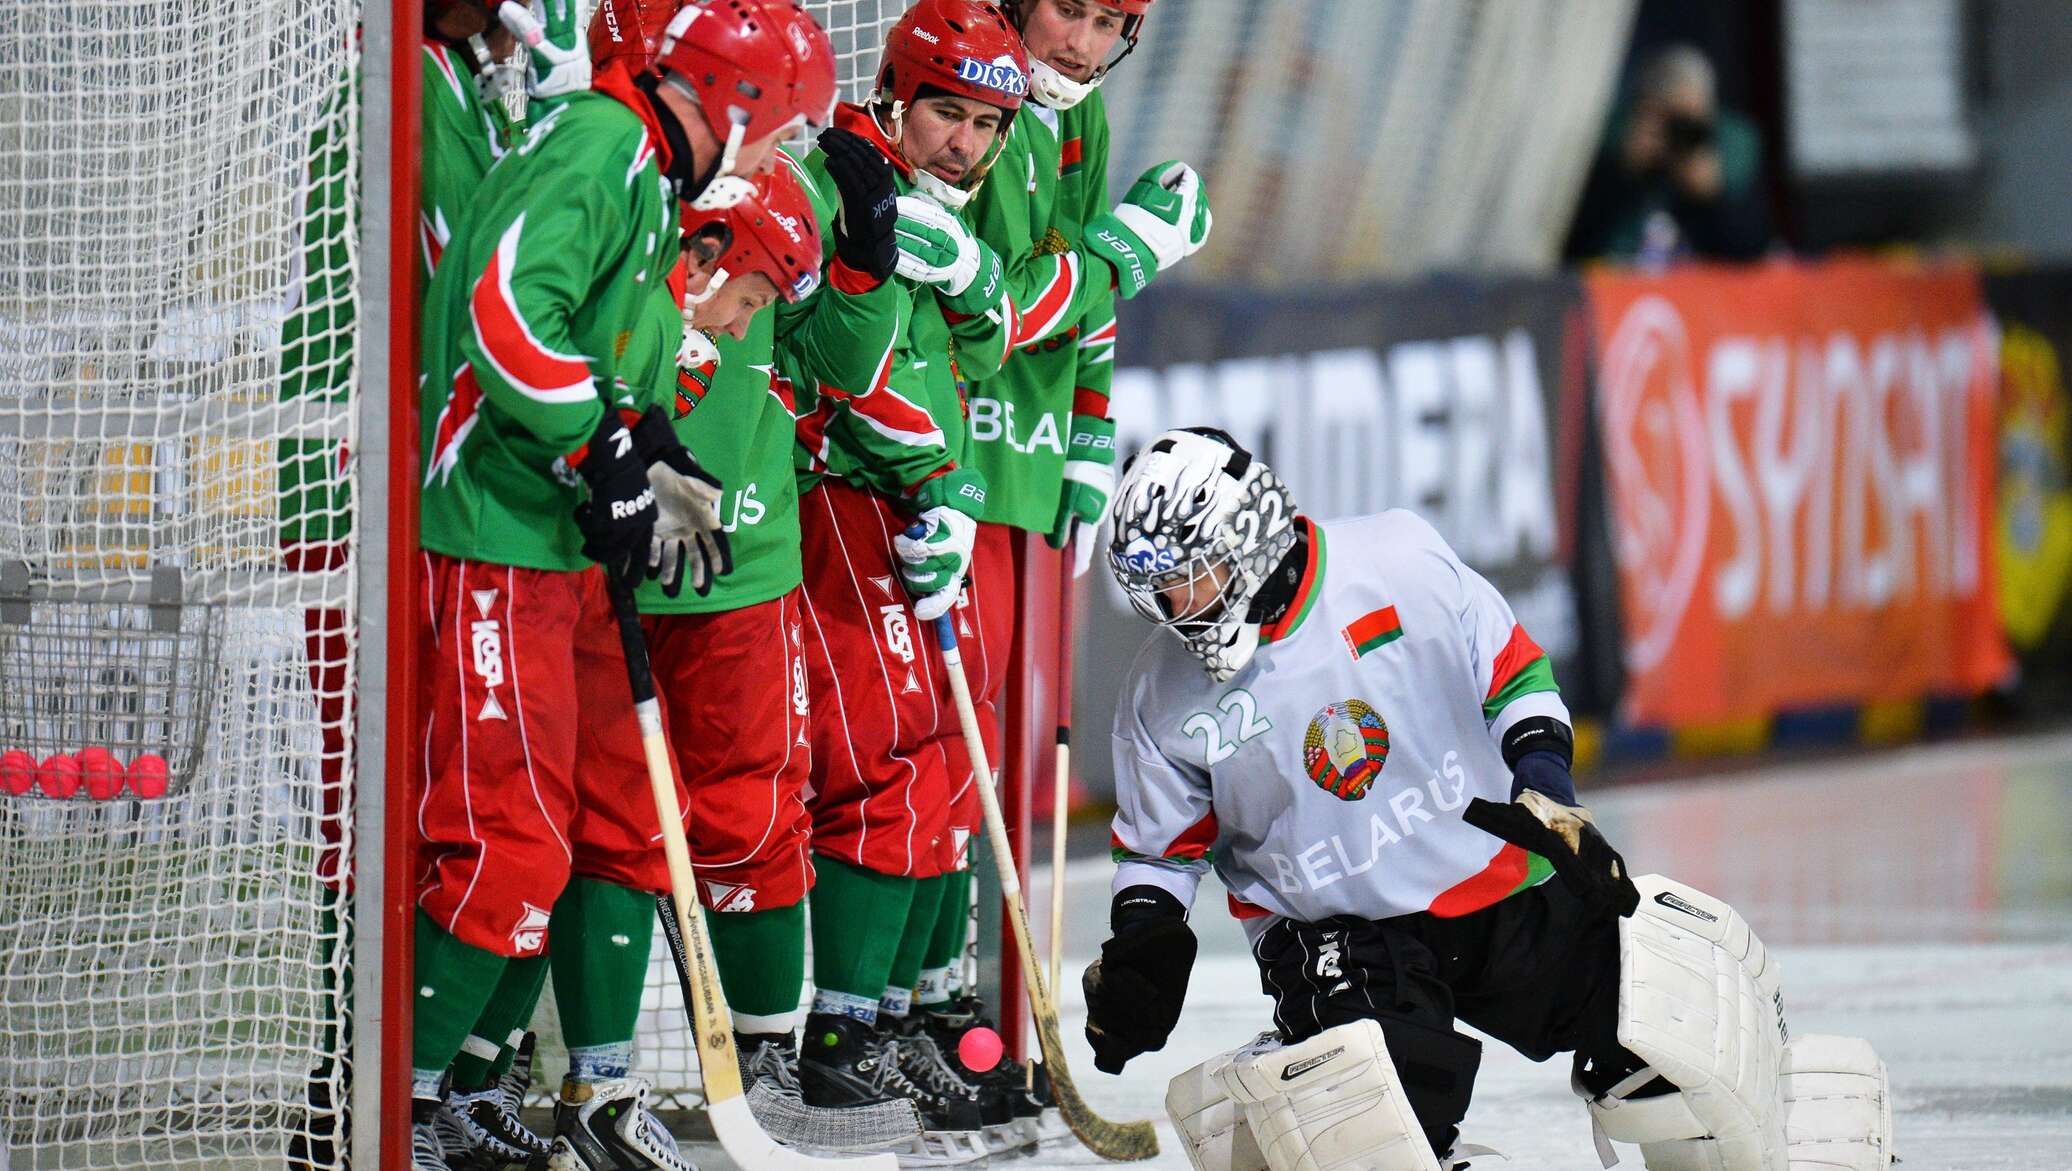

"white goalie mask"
[1108,428,1297,682]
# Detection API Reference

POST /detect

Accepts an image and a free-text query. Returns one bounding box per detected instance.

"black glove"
[1082,885,1196,1074]
[817,126,898,282]
[1464,792,1640,919]
[569,407,658,585]
[628,406,732,598]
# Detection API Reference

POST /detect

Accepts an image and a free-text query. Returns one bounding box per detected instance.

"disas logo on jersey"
[1301,699,1390,800]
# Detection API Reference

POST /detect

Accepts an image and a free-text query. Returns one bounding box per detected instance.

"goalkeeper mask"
[1108,427,1297,682]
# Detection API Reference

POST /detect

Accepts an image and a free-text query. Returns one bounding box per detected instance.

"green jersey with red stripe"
[418,79,681,571]
[1108,509,1568,927]
[787,105,1015,506]
[961,90,1119,533]
[418,41,504,288]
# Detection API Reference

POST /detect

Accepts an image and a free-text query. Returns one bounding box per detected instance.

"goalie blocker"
[1163,876,1894,1171]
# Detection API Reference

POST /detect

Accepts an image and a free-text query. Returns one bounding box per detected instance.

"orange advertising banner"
[1585,260,2011,727]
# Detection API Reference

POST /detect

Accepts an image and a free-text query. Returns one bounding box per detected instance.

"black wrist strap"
[1110,884,1187,933]
[1499,715,1573,771]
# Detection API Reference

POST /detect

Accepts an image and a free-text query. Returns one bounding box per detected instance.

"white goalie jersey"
[1109,509,1571,928]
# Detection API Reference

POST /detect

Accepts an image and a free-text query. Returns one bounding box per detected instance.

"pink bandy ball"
[958,1025,1004,1073]
[37,753,82,799]
[0,749,34,795]
[126,753,170,799]
[78,746,123,800]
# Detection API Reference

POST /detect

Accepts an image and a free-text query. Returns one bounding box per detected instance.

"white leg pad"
[1166,1034,1275,1171]
[1586,875,1789,1171]
[1216,1020,1440,1171]
[1781,1035,1893,1171]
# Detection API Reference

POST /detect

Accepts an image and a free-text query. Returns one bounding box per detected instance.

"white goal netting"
[0,1,360,1170]
[0,3,914,1166]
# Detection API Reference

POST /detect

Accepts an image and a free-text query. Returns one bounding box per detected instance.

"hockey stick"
[603,575,898,1171]
[926,606,1158,1161]
[1048,552,1076,1000]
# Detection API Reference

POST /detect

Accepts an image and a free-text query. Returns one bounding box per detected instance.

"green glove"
[497,0,593,101]
[1048,415,1116,577]
[1083,161,1213,299]
[892,194,1007,318]
[896,469,987,621]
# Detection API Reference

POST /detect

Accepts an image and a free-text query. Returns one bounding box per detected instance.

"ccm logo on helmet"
[956,54,1028,97]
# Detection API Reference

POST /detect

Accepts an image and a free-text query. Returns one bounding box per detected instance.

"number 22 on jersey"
[1182,687,1272,765]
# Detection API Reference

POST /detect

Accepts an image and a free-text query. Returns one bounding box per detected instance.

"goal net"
[0,2,911,1167]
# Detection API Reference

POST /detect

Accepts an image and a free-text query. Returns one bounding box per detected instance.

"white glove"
[894,504,979,622]
[891,195,984,295]
[646,460,730,597]
[498,0,594,101]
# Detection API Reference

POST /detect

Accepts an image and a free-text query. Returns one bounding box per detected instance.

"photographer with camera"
[1564,43,1770,263]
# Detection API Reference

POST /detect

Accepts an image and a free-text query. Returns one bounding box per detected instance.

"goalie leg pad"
[1214,1020,1447,1171]
[1585,875,1789,1171]
[1781,1034,1893,1171]
[1166,1033,1276,1171]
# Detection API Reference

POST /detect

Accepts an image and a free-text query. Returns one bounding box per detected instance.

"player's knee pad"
[1166,1033,1275,1171]
[1582,875,1789,1171]
[1780,1034,1893,1170]
[1213,1020,1459,1171]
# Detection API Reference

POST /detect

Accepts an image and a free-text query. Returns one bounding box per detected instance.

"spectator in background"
[1564,43,1769,263]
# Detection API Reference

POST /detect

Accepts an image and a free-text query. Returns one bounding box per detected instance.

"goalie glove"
[1083,885,1196,1074]
[630,407,732,597]
[894,469,985,621]
[498,0,593,102]
[1046,413,1116,579]
[1083,160,1213,299]
[1463,789,1639,921]
[891,195,1006,318]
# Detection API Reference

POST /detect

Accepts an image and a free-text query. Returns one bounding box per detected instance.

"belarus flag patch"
[1341,605,1403,660]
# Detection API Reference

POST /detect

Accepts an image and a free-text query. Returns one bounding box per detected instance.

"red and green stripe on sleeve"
[1483,624,1557,721]
[1111,810,1217,865]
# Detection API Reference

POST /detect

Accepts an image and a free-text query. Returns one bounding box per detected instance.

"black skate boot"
[436,1079,551,1169]
[887,1014,1020,1154]
[921,996,1059,1148]
[799,1013,988,1166]
[540,1075,694,1171]
[412,1092,453,1171]
[739,1029,925,1155]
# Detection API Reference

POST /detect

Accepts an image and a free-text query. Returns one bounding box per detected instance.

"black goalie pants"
[1251,878,1644,1158]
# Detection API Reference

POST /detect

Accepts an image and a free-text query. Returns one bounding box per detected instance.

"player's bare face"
[1019,0,1126,84]
[901,96,1005,185]
[689,273,778,341]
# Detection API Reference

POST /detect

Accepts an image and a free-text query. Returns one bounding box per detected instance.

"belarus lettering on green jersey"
[963,89,1119,534]
[418,89,681,571]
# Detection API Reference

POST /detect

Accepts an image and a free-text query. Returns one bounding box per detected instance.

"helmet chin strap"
[910,167,973,210]
[641,72,766,211]
[1028,58,1099,110]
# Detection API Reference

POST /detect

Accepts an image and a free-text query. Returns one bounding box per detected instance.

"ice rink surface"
[1001,730,2072,1171]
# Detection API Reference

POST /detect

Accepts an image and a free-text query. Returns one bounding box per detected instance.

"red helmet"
[690,162,824,303]
[588,0,678,71]
[654,0,839,147]
[878,0,1031,117]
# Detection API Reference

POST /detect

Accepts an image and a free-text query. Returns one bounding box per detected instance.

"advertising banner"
[1072,277,1600,795]
[1584,261,2010,727]
[1980,269,2072,683]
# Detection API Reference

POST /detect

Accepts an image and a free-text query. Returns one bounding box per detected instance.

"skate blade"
[892,1127,992,1167]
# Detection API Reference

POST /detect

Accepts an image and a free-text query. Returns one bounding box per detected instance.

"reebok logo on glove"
[609,487,656,520]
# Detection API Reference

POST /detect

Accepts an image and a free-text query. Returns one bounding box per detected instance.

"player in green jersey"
[407,3,837,1169]
[784,1,1040,1157]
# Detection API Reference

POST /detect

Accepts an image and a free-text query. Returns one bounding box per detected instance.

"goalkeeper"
[407,3,836,1170]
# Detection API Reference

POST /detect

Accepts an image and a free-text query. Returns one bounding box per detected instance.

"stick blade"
[708,1096,904,1171]
[1033,1007,1161,1161]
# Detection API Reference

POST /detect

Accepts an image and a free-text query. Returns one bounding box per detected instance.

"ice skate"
[799,1014,989,1165]
[738,1030,927,1155]
[541,1075,695,1171]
